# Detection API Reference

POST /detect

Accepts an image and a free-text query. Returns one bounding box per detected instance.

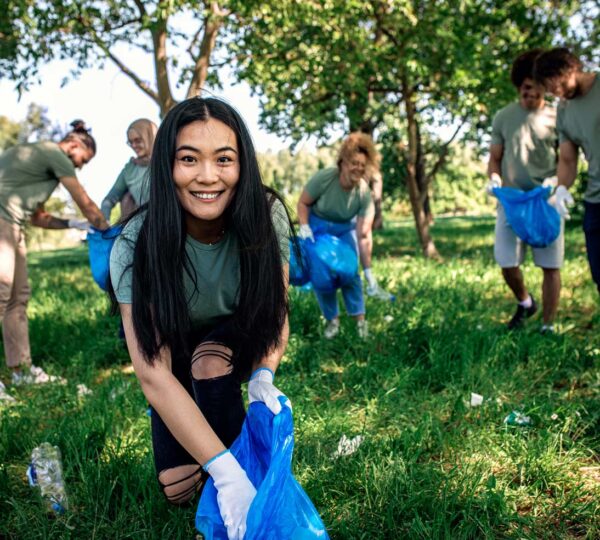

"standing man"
[487,49,562,332]
[534,48,600,294]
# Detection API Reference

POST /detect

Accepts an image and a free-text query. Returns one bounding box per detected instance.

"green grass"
[1,216,599,539]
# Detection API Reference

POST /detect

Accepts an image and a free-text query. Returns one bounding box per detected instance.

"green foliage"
[1,218,599,538]
[0,104,62,152]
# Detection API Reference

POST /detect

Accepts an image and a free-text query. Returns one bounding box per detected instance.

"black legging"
[584,201,600,295]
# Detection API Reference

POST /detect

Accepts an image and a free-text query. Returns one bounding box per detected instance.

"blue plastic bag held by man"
[196,398,330,540]
[492,186,560,248]
[87,225,122,290]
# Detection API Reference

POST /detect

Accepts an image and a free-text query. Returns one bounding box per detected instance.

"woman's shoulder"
[118,212,146,243]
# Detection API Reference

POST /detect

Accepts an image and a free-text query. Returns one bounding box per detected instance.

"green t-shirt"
[490,102,557,191]
[110,198,291,327]
[557,74,600,203]
[305,167,374,223]
[114,160,150,206]
[0,141,76,226]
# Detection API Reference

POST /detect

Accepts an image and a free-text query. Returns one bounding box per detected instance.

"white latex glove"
[364,268,394,301]
[554,185,574,220]
[298,224,315,242]
[542,176,558,189]
[248,367,291,415]
[486,173,502,196]
[68,219,91,231]
[204,450,256,540]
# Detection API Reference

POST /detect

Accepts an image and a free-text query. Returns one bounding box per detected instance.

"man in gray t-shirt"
[534,47,600,295]
[487,49,561,332]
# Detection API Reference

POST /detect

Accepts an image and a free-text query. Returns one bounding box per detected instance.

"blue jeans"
[584,201,600,294]
[309,214,365,320]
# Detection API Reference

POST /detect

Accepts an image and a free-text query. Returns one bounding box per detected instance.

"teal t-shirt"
[0,141,76,226]
[490,102,557,190]
[305,167,374,223]
[110,198,290,327]
[557,74,600,203]
[101,160,150,220]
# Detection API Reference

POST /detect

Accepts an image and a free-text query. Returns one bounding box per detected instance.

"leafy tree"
[231,0,580,257]
[0,1,236,116]
[0,104,61,151]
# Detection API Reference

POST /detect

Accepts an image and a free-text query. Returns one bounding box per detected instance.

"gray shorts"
[494,204,564,269]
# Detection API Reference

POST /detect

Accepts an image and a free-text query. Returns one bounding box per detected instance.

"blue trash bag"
[289,239,310,286]
[87,226,123,291]
[303,238,338,293]
[313,234,358,286]
[493,186,561,248]
[196,398,330,540]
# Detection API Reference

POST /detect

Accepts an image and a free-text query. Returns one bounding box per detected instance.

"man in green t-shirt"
[534,48,600,296]
[0,122,108,398]
[487,49,561,332]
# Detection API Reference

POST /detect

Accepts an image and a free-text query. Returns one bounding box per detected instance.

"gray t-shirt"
[557,73,600,203]
[0,141,76,226]
[491,102,558,190]
[110,198,290,327]
[305,167,374,223]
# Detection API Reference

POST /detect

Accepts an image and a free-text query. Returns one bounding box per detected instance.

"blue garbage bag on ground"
[196,399,330,540]
[493,186,561,248]
[87,226,123,291]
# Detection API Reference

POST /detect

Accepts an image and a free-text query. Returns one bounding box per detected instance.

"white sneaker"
[357,320,369,339]
[0,381,16,403]
[12,365,66,386]
[324,319,340,339]
[366,283,395,302]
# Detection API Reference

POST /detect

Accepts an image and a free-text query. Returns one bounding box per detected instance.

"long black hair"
[114,97,290,374]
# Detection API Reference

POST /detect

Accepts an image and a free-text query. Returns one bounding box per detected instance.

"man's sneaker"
[0,381,16,403]
[12,365,66,386]
[357,320,369,339]
[540,324,556,335]
[366,283,395,302]
[507,296,538,330]
[324,319,340,339]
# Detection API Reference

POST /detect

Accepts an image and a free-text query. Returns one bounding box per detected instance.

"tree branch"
[424,119,466,187]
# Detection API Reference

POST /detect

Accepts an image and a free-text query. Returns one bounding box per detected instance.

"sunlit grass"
[1,216,599,539]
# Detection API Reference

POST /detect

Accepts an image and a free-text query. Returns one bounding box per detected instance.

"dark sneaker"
[507,296,538,330]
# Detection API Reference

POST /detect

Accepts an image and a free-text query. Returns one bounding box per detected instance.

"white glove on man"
[68,219,92,231]
[554,185,574,220]
[542,176,558,189]
[204,450,256,540]
[298,224,315,242]
[486,173,502,196]
[248,368,291,415]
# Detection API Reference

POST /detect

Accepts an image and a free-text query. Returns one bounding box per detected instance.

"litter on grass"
[76,384,92,398]
[504,410,532,427]
[332,434,364,459]
[384,315,394,323]
[470,393,484,407]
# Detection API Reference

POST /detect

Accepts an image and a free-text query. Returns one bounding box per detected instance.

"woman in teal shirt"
[101,118,157,221]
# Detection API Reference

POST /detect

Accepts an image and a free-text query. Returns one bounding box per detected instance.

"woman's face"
[173,118,240,229]
[127,128,149,159]
[339,151,367,189]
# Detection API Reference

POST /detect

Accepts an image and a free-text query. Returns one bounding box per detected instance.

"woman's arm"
[101,173,129,221]
[120,303,226,465]
[356,216,374,269]
[297,190,315,226]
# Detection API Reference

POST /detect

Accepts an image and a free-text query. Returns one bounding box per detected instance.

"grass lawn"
[1,215,599,539]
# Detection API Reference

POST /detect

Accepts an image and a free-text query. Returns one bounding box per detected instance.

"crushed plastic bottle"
[27,442,68,514]
[503,410,532,427]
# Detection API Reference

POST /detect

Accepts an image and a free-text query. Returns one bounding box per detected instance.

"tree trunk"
[152,18,177,117]
[415,121,434,225]
[402,79,438,258]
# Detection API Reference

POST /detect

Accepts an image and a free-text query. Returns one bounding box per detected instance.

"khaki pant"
[0,216,31,368]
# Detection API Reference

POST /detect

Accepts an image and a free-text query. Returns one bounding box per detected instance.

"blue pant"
[309,214,365,320]
[584,201,600,294]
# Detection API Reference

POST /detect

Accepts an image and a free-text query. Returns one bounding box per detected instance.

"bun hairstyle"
[61,119,97,154]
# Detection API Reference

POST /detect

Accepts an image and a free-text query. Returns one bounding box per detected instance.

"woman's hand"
[248,367,291,415]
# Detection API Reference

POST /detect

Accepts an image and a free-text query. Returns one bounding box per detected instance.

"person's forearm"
[80,202,109,230]
[140,370,226,465]
[487,157,502,179]
[101,197,118,221]
[253,317,289,374]
[297,201,311,226]
[557,158,577,189]
[358,234,373,269]
[30,213,69,229]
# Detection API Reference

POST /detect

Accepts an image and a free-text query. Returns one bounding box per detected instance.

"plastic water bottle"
[27,442,68,513]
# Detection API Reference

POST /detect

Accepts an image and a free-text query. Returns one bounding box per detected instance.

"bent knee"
[191,342,233,380]
[158,464,203,505]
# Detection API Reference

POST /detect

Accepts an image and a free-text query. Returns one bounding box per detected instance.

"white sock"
[519,295,532,308]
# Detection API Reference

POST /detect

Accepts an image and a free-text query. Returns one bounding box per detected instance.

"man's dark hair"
[511,49,543,88]
[111,97,292,375]
[533,47,583,83]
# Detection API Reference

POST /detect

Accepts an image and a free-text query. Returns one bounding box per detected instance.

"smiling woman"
[108,97,294,540]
